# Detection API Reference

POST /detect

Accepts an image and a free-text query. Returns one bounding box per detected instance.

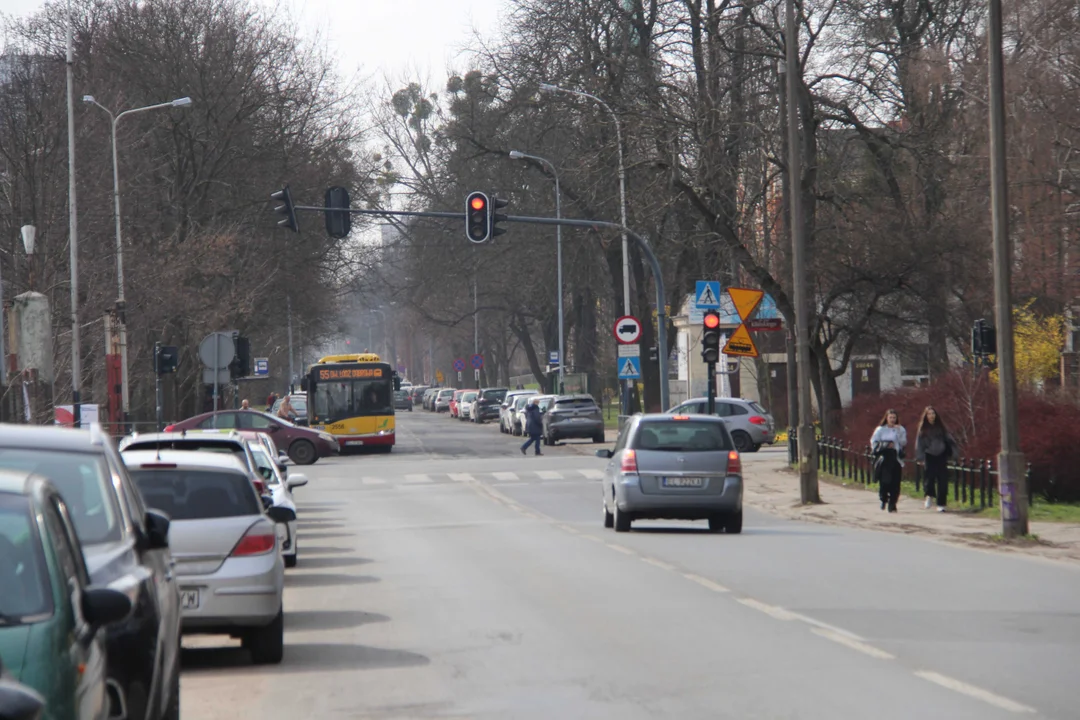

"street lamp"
[509,150,564,394]
[20,225,35,291]
[83,94,192,432]
[539,82,631,410]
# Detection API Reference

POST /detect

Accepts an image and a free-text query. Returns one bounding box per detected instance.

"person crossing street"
[520,397,543,456]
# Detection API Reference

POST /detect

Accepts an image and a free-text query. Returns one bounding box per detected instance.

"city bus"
[302,353,401,452]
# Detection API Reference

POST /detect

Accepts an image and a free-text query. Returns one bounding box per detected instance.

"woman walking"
[520,397,544,457]
[916,406,955,512]
[871,409,907,513]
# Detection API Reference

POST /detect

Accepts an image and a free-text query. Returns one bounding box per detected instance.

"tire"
[592,432,605,444]
[162,662,180,720]
[289,440,317,465]
[603,499,614,528]
[725,510,743,534]
[707,516,725,533]
[731,431,753,453]
[245,608,284,665]
[749,443,760,452]
[613,503,631,532]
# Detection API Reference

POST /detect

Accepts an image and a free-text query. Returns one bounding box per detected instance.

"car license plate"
[347,440,365,446]
[571,416,588,422]
[180,589,200,610]
[662,477,705,488]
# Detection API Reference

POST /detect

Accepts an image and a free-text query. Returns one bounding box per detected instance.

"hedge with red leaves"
[839,371,1080,502]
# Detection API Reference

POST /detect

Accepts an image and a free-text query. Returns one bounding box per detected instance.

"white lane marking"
[492,482,529,487]
[684,573,730,593]
[579,469,605,479]
[556,524,580,534]
[641,557,676,571]
[448,473,475,483]
[536,471,563,480]
[914,671,1036,714]
[605,543,636,555]
[787,611,866,642]
[812,628,895,660]
[737,597,797,620]
[582,534,604,543]
[493,472,519,481]
[361,477,387,485]
[403,474,431,484]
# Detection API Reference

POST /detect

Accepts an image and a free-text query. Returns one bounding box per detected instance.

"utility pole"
[65,1,82,428]
[785,0,820,503]
[987,0,1027,536]
[286,295,294,392]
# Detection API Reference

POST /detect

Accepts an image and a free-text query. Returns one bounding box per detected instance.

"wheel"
[592,432,605,444]
[731,431,753,453]
[285,553,297,568]
[245,608,284,664]
[613,503,631,532]
[162,659,180,720]
[749,443,760,452]
[289,440,317,465]
[603,499,614,528]
[707,516,725,533]
[725,510,743,534]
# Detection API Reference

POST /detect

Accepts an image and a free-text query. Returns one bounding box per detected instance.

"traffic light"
[701,310,721,363]
[466,191,490,243]
[649,346,659,362]
[271,185,299,233]
[972,318,997,356]
[491,195,509,238]
[325,186,351,238]
[230,336,251,379]
[154,345,179,375]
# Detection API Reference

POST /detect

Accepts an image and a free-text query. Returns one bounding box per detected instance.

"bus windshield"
[311,375,393,423]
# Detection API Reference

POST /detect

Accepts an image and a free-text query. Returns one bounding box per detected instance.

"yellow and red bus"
[303,353,400,452]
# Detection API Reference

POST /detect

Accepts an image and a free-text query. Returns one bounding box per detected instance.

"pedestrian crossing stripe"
[357,469,605,486]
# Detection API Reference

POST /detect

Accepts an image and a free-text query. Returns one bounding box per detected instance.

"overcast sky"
[2,0,507,86]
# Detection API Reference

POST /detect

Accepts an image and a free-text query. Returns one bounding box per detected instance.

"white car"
[458,391,479,420]
[245,436,307,568]
[514,394,555,436]
[123,450,292,664]
[499,389,538,433]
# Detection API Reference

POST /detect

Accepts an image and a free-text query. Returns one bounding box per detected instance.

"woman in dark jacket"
[520,398,544,456]
[916,406,955,512]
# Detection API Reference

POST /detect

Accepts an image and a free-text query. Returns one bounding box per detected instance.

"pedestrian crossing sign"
[618,356,641,379]
[694,280,721,309]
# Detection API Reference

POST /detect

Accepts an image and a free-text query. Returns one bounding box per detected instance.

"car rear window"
[555,397,597,409]
[125,439,245,457]
[463,392,478,401]
[129,469,260,520]
[750,402,768,415]
[633,421,732,452]
[483,389,508,402]
[0,493,53,622]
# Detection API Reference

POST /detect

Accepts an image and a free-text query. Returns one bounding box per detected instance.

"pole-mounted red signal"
[703,313,720,329]
[701,310,722,363]
[470,196,486,211]
[465,191,491,243]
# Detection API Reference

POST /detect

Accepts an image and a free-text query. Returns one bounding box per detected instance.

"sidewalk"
[744,454,1080,564]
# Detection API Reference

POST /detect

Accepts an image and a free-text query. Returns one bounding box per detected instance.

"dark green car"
[0,470,132,720]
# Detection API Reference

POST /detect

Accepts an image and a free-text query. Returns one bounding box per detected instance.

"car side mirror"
[144,510,171,550]
[82,587,133,629]
[286,474,308,490]
[268,424,281,432]
[595,449,613,459]
[0,677,46,720]
[266,505,296,523]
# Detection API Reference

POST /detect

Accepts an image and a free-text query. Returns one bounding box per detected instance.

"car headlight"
[318,432,334,443]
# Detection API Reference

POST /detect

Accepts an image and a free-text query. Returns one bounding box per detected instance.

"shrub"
[839,370,1080,502]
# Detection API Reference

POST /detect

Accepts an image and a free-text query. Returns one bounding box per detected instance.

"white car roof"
[120,430,247,450]
[121,450,251,474]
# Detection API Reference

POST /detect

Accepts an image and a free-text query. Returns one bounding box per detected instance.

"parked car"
[410,386,428,405]
[393,390,413,411]
[507,394,534,436]
[434,388,455,413]
[449,390,467,418]
[270,393,308,426]
[470,387,508,424]
[458,391,479,420]
[499,390,538,433]
[0,425,181,720]
[514,394,556,436]
[542,394,605,445]
[596,413,743,533]
[163,410,338,465]
[423,388,440,410]
[0,469,135,720]
[123,451,292,664]
[0,656,46,720]
[665,397,776,452]
[236,434,308,568]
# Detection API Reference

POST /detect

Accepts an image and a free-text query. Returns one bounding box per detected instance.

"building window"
[900,345,930,377]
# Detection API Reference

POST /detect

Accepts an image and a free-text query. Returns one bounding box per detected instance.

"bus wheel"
[289,440,317,465]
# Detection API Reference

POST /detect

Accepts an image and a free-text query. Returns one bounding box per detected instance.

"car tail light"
[727,450,742,475]
[253,479,267,494]
[749,416,768,425]
[230,524,276,557]
[620,449,638,473]
[163,424,175,432]
[672,415,690,421]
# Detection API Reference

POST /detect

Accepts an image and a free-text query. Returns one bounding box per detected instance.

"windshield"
[633,421,732,452]
[438,390,454,398]
[462,392,478,402]
[129,469,261,520]
[0,493,53,624]
[312,377,394,423]
[249,448,281,485]
[514,396,530,410]
[0,448,123,545]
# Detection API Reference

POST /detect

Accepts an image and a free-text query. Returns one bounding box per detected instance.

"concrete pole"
[65,1,82,428]
[785,0,820,502]
[287,295,294,390]
[987,0,1028,536]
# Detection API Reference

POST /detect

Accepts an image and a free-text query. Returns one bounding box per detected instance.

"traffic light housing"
[271,185,299,233]
[229,336,251,379]
[154,345,179,375]
[972,318,997,357]
[491,195,509,238]
[466,192,490,243]
[701,311,721,363]
[325,186,351,238]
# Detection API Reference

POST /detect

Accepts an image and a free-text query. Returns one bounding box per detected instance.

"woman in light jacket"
[871,408,907,513]
[916,406,955,512]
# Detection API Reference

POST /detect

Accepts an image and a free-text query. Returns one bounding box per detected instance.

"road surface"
[180,411,1080,719]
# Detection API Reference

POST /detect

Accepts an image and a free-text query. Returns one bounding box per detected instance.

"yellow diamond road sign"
[723,324,758,357]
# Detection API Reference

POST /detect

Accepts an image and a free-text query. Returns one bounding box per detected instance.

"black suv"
[0,425,181,720]
[473,387,508,423]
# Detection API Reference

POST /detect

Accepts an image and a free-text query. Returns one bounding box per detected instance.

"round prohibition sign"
[470,354,484,370]
[613,315,642,345]
[452,358,466,372]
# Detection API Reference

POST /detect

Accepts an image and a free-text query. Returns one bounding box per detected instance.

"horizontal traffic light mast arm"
[293,205,465,220]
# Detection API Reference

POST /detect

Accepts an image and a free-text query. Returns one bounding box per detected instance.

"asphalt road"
[181,410,1080,719]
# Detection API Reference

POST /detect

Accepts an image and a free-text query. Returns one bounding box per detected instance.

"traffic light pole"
[154,341,164,431]
[707,362,716,415]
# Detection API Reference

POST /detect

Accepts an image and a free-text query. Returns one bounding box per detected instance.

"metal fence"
[814,436,1033,510]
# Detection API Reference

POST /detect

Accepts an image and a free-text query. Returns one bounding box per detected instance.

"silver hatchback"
[666,397,776,452]
[596,414,743,533]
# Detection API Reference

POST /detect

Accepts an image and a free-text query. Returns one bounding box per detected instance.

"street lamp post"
[509,150,564,394]
[83,94,192,433]
[539,83,632,410]
[368,309,386,357]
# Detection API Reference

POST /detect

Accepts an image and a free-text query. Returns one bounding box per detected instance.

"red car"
[164,410,339,465]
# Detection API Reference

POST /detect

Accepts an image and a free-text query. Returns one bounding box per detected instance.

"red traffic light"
[470,196,487,211]
[703,312,720,329]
